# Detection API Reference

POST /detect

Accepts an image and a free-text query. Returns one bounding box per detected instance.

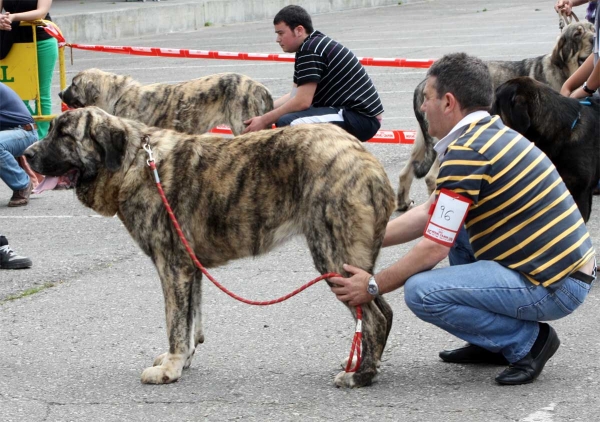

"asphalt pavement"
[1,1,599,421]
[49,0,400,43]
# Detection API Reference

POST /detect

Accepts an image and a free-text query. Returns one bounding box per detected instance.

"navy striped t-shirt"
[294,31,384,118]
[437,115,594,287]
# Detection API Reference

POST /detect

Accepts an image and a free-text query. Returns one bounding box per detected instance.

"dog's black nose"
[58,91,63,100]
[23,149,34,161]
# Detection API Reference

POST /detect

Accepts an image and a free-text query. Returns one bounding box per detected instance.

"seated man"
[243,5,383,142]
[0,82,38,206]
[331,52,595,385]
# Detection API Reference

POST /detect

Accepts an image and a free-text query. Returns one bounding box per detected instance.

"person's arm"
[273,91,292,109]
[2,0,52,24]
[330,193,450,306]
[554,0,590,15]
[243,82,317,133]
[570,60,600,98]
[383,193,435,247]
[0,1,9,31]
[560,54,595,96]
[330,238,450,307]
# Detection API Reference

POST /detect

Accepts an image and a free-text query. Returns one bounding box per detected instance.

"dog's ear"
[81,75,100,107]
[506,94,531,135]
[554,23,586,66]
[552,32,568,67]
[85,80,101,103]
[90,122,126,172]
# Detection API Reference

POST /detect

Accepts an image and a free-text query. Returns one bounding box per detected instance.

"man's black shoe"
[495,324,560,385]
[439,344,509,365]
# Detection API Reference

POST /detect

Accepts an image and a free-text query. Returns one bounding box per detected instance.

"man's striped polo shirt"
[437,114,594,287]
[294,31,384,118]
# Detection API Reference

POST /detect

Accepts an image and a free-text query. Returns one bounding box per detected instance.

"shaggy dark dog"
[492,77,599,222]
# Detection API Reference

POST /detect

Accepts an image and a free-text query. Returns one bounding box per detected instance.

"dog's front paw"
[142,353,186,384]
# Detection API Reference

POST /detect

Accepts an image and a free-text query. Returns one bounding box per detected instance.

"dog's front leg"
[141,258,197,384]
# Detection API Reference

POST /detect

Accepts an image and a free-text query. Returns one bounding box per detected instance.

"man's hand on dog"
[554,0,574,15]
[330,264,374,306]
[243,115,269,133]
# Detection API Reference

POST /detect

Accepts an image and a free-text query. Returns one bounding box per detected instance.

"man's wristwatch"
[582,82,596,96]
[367,276,379,297]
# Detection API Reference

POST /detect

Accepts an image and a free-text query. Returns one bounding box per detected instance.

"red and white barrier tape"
[66,43,435,69]
[57,38,424,144]
[209,125,416,144]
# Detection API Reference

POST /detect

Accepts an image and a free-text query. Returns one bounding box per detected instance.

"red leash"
[143,140,362,373]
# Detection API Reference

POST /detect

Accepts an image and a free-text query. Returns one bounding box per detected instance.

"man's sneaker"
[0,237,32,269]
[8,181,33,207]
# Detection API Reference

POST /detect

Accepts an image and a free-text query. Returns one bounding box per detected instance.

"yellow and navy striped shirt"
[437,115,594,287]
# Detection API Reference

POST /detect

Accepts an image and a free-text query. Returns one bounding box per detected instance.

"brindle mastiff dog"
[24,107,395,388]
[492,77,600,222]
[396,21,595,211]
[59,69,274,135]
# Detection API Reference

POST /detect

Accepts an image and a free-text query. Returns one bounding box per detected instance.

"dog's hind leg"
[397,126,437,211]
[304,199,392,388]
[424,158,440,195]
[141,256,197,384]
[396,159,416,212]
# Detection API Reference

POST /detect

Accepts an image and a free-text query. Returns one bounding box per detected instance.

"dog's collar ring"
[142,135,155,166]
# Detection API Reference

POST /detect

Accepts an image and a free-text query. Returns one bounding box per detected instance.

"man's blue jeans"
[404,228,593,363]
[0,128,38,191]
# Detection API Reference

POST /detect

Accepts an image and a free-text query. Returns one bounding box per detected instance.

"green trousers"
[25,37,58,140]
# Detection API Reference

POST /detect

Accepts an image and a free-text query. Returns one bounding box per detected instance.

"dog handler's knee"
[404,274,427,315]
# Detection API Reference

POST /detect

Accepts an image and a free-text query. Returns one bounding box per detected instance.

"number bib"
[424,189,472,247]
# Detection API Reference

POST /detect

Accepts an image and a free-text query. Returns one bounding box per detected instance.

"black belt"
[0,124,37,132]
[570,270,595,284]
[21,123,37,131]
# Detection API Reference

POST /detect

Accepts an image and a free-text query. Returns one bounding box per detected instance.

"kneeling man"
[331,52,595,385]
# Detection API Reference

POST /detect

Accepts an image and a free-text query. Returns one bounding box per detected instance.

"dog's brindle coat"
[492,77,600,222]
[24,107,396,388]
[396,22,595,211]
[59,69,274,135]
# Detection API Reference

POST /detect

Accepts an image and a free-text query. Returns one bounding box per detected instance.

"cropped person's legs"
[0,129,38,206]
[0,235,32,269]
[26,38,58,139]
[0,129,36,191]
